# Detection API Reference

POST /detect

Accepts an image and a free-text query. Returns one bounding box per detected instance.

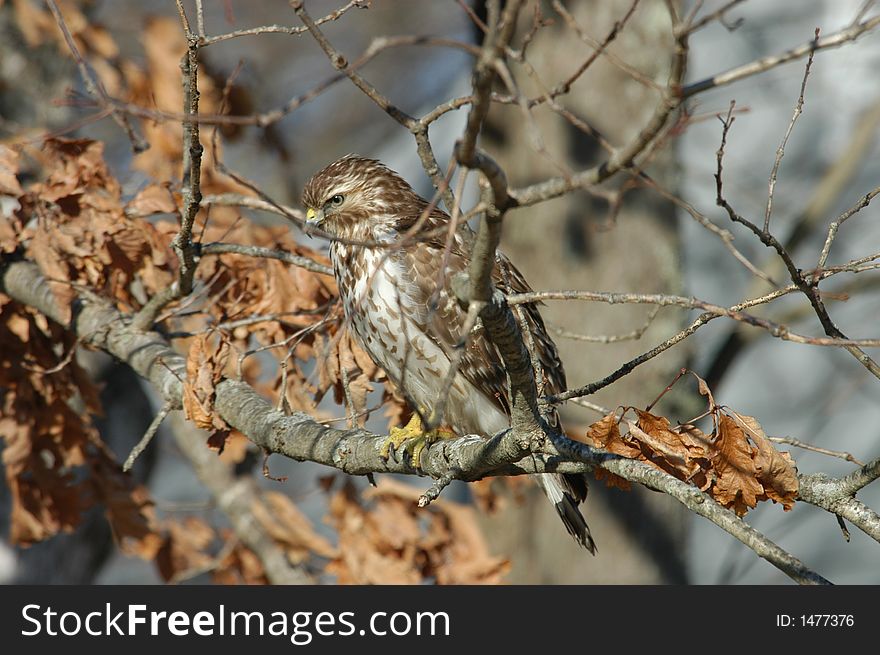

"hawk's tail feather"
[538,473,597,554]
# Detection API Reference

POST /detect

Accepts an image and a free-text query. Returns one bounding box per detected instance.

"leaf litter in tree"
[579,373,798,515]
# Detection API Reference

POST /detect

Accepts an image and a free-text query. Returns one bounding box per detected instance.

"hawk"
[302,155,595,552]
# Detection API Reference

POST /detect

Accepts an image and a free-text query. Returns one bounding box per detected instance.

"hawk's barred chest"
[329,239,509,437]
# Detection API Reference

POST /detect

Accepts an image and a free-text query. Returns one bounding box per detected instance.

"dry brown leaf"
[325,481,422,584]
[8,473,87,544]
[252,491,338,563]
[156,517,216,582]
[324,478,508,585]
[582,412,641,458]
[213,538,269,585]
[0,298,125,547]
[125,183,178,217]
[0,145,23,197]
[183,333,231,432]
[728,411,799,511]
[12,0,85,49]
[710,413,765,515]
[428,499,511,585]
[574,413,639,489]
[371,479,510,585]
[632,409,708,480]
[216,430,250,465]
[22,138,176,316]
[91,456,163,559]
[693,370,716,410]
[0,216,22,253]
[469,478,505,513]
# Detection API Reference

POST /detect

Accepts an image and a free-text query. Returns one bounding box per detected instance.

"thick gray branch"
[0,259,848,584]
[798,458,880,543]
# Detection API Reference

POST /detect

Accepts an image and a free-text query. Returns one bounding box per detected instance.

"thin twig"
[817,186,880,268]
[45,0,147,152]
[764,29,818,233]
[509,289,880,347]
[508,8,689,208]
[200,0,367,46]
[549,306,661,344]
[124,403,172,471]
[684,0,747,34]
[767,436,865,467]
[290,0,416,128]
[199,241,333,277]
[716,101,880,380]
[132,6,204,330]
[683,15,880,97]
[418,468,459,507]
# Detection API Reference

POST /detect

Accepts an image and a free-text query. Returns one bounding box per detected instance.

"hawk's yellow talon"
[380,413,455,468]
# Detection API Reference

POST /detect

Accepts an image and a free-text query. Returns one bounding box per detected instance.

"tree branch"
[682,14,880,97]
[798,459,880,543]
[45,0,148,153]
[1,258,847,585]
[133,7,204,330]
[508,3,689,208]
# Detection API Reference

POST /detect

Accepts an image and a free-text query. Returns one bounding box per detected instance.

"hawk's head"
[301,155,422,241]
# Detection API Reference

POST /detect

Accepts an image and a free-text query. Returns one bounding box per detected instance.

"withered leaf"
[90,456,163,559]
[325,479,508,585]
[183,333,231,433]
[574,413,639,489]
[252,491,338,563]
[710,413,765,516]
[213,539,269,585]
[0,145,23,197]
[156,517,216,582]
[125,183,178,217]
[632,409,708,480]
[728,411,799,511]
[582,412,640,458]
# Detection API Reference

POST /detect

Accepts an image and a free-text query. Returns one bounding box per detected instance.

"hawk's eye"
[328,194,344,206]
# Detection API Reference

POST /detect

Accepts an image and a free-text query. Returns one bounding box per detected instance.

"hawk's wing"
[396,203,592,548]
[393,204,566,420]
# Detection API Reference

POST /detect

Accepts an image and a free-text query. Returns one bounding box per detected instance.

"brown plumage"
[302,155,595,552]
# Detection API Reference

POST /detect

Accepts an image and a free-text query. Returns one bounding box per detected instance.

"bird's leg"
[380,410,456,468]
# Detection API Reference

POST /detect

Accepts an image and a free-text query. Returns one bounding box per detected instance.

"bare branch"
[0,259,850,583]
[509,289,880,347]
[817,186,880,268]
[768,436,865,467]
[765,29,818,233]
[684,0,747,34]
[798,459,880,543]
[290,0,415,128]
[548,307,661,344]
[45,0,147,152]
[508,5,689,207]
[716,102,880,380]
[124,403,172,472]
[200,0,367,47]
[683,14,880,97]
[132,10,204,330]
[198,242,334,277]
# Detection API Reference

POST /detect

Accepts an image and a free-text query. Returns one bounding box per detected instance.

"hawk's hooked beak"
[304,207,323,238]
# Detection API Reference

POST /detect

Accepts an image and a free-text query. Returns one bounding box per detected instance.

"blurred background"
[1,0,878,584]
